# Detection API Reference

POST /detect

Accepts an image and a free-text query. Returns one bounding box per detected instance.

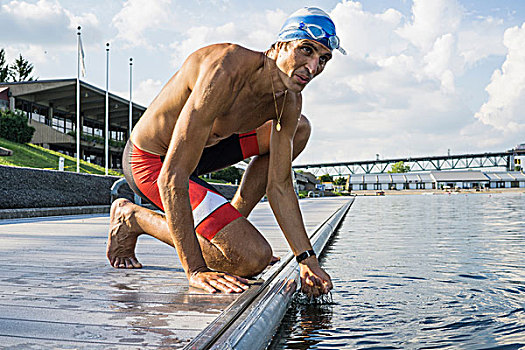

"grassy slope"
[0,137,122,176]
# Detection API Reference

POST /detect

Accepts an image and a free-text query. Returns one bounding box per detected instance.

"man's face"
[275,39,332,92]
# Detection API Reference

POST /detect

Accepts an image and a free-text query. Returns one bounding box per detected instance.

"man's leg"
[107,116,310,277]
[107,199,272,277]
[232,114,311,217]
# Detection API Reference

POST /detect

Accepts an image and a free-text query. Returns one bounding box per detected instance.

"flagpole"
[129,57,133,139]
[105,42,110,175]
[76,26,81,173]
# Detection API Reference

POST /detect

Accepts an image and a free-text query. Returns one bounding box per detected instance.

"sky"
[1,0,525,164]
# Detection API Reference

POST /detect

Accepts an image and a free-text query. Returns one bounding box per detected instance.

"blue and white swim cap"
[277,7,346,55]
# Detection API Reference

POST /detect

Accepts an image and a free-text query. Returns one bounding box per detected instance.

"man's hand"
[299,256,333,297]
[189,269,250,294]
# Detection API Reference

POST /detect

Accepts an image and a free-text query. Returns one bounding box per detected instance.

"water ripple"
[270,193,525,349]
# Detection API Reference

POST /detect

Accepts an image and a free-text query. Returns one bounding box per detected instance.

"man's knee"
[241,238,273,277]
[210,218,273,277]
[229,226,272,277]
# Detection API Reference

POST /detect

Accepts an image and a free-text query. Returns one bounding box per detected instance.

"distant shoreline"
[349,188,525,196]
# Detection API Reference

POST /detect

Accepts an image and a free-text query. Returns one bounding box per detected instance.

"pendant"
[276,122,281,132]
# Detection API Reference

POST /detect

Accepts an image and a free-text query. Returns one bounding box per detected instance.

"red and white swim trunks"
[122,131,259,241]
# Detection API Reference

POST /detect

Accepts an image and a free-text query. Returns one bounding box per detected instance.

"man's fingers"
[305,276,315,287]
[210,278,240,293]
[190,272,250,294]
[207,280,228,293]
[301,278,314,295]
[198,280,218,294]
[322,279,333,293]
[217,277,245,293]
[223,274,249,289]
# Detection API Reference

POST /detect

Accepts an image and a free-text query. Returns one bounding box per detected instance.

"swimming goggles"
[282,21,346,54]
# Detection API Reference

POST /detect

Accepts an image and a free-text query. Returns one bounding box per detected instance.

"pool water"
[269,192,525,349]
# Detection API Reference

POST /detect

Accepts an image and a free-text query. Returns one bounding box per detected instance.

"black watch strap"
[296,249,315,263]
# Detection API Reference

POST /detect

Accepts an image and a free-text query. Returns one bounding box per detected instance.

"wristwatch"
[296,249,315,263]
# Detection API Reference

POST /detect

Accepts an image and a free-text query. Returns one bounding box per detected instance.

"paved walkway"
[0,197,349,349]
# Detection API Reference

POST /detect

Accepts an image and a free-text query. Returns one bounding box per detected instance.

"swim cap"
[277,7,346,55]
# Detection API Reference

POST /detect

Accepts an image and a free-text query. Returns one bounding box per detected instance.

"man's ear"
[276,41,288,50]
[268,42,287,59]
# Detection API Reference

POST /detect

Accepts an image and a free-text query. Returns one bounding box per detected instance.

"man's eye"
[319,55,331,65]
[301,46,312,55]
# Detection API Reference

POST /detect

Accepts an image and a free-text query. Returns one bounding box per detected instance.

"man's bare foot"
[107,198,143,269]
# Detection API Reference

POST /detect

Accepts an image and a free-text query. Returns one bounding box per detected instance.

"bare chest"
[205,93,275,147]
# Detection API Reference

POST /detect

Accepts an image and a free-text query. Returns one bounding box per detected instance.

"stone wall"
[0,165,238,209]
[0,165,122,209]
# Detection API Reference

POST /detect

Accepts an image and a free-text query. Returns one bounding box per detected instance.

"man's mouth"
[295,74,311,85]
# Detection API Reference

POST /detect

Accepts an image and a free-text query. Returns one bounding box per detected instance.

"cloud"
[397,0,463,51]
[458,16,507,66]
[85,0,518,164]
[296,0,516,163]
[331,1,406,59]
[134,78,164,106]
[475,22,525,134]
[112,0,172,48]
[0,0,99,45]
[169,9,286,67]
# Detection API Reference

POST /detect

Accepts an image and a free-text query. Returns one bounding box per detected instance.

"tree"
[334,177,347,186]
[0,109,35,143]
[0,49,9,82]
[9,54,35,82]
[388,161,411,173]
[319,173,333,182]
[211,166,244,184]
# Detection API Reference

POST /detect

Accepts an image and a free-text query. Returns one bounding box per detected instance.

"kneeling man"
[107,7,346,297]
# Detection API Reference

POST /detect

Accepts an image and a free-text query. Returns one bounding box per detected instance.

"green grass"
[0,137,122,176]
[198,176,229,184]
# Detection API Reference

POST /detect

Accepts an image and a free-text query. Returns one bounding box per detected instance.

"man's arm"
[266,97,333,297]
[157,64,248,294]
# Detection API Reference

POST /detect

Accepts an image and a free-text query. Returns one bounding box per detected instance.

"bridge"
[292,147,525,176]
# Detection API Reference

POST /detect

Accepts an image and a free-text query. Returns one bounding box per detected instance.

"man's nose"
[305,58,319,75]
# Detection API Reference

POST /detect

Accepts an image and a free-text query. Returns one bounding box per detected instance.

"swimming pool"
[270,192,525,349]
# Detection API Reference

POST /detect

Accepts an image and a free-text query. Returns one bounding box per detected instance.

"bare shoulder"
[183,43,263,81]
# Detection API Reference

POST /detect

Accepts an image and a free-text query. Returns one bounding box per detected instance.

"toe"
[125,259,133,269]
[116,257,126,268]
[130,257,142,268]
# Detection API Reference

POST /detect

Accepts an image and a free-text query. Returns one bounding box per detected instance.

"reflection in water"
[269,295,335,350]
[270,193,525,349]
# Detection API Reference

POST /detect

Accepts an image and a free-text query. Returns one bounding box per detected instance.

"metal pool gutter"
[186,197,355,350]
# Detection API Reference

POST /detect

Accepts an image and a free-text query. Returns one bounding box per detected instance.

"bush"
[0,109,35,143]
[211,166,244,184]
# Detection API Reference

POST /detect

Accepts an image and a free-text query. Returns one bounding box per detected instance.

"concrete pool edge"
[185,197,355,350]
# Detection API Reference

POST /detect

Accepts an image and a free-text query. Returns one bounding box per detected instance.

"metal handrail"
[110,177,141,205]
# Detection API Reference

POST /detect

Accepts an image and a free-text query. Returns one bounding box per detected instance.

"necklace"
[267,55,287,132]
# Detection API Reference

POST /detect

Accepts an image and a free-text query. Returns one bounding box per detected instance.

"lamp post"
[76,26,81,173]
[105,42,110,175]
[129,57,133,139]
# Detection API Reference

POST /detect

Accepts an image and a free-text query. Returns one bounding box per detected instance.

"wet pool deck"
[0,197,349,349]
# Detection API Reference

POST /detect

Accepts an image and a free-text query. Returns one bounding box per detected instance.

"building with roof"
[430,170,489,189]
[346,170,525,191]
[0,79,146,170]
[294,171,319,191]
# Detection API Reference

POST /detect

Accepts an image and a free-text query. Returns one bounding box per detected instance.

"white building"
[347,170,525,191]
